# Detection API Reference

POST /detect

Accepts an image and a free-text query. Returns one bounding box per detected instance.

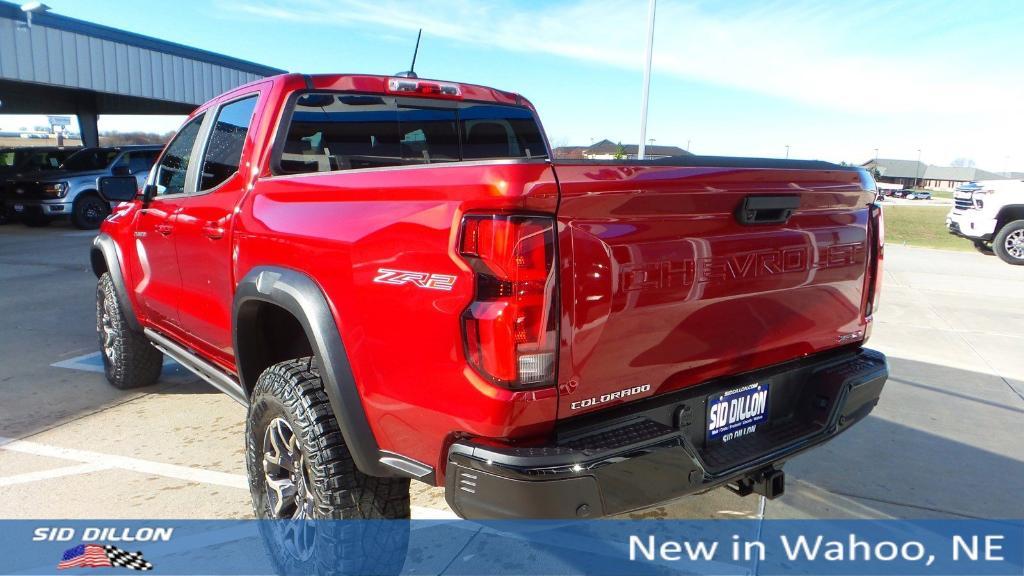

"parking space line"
[0,436,248,489]
[0,436,458,519]
[0,462,112,487]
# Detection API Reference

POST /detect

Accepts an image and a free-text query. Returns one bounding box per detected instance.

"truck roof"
[250,73,533,109]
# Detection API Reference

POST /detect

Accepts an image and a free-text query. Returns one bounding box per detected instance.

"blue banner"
[5,520,1022,575]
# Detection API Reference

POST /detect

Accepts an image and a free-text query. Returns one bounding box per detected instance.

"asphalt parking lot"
[1,222,1022,520]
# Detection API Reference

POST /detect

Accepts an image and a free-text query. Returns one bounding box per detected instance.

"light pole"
[785,145,790,159]
[873,148,879,164]
[637,0,656,160]
[915,149,922,189]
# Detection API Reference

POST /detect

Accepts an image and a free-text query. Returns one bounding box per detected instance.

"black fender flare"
[233,266,423,479]
[90,233,142,332]
[996,205,1024,229]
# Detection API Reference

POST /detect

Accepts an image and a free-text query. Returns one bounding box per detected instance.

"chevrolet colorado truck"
[947,180,1024,265]
[92,73,888,521]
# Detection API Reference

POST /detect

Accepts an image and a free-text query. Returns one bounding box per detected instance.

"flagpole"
[637,0,656,160]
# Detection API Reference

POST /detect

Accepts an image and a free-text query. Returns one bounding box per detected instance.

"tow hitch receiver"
[727,468,786,499]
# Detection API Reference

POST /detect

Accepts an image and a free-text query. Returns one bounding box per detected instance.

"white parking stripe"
[0,436,248,489]
[0,436,459,519]
[0,462,112,486]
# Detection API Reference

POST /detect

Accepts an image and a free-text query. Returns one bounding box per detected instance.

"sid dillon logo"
[35,527,172,571]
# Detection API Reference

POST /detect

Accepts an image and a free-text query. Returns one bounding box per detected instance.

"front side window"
[155,114,205,196]
[200,95,258,191]
[276,94,547,175]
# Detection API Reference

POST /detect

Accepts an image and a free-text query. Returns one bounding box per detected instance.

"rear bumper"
[445,347,887,519]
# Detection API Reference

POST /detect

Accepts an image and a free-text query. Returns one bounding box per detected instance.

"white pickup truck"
[947,180,1024,265]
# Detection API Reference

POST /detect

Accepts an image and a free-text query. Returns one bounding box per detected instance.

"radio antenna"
[396,29,423,78]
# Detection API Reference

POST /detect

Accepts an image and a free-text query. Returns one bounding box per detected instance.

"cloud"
[226,0,1022,119]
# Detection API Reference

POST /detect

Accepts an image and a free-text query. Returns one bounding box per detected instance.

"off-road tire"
[96,272,163,389]
[247,357,410,574]
[246,357,411,520]
[993,220,1024,266]
[72,192,110,230]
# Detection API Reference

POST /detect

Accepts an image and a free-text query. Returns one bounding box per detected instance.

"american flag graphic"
[58,544,153,571]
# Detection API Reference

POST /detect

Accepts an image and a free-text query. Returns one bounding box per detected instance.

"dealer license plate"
[707,382,769,444]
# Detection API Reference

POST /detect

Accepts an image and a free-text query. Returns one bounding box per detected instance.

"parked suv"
[93,73,887,521]
[947,180,1024,264]
[5,145,161,229]
[0,146,80,224]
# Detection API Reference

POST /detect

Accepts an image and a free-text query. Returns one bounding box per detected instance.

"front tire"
[993,221,1024,265]
[96,272,163,389]
[72,193,110,229]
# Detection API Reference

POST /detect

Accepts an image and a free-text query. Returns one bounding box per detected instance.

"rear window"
[275,93,547,175]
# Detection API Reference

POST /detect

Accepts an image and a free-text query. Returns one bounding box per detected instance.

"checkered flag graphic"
[104,545,153,571]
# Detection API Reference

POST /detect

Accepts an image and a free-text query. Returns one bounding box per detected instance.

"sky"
[2,0,1023,170]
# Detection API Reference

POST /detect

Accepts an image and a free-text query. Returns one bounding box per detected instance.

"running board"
[144,328,247,406]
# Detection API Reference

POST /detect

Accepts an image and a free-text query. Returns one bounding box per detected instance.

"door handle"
[202,223,225,240]
[735,195,800,225]
[154,223,174,236]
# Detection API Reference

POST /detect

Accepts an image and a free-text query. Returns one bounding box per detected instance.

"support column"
[76,110,99,148]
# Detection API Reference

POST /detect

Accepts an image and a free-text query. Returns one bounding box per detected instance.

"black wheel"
[72,193,110,229]
[993,220,1024,265]
[22,211,50,227]
[247,357,410,574]
[972,239,994,255]
[96,272,163,389]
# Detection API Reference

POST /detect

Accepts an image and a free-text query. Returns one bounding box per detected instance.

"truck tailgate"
[553,161,875,419]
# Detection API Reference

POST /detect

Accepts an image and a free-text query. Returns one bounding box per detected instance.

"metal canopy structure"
[0,0,285,145]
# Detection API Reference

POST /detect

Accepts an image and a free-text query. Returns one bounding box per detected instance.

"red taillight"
[459,214,558,389]
[866,203,884,316]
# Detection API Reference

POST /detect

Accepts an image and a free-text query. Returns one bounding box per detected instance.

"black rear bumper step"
[445,347,887,519]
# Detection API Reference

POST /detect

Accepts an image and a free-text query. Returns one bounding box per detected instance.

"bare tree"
[98,131,174,146]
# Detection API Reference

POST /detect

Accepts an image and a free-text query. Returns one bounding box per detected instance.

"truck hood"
[7,169,106,183]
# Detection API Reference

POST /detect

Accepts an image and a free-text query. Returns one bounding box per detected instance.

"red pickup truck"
[92,73,887,520]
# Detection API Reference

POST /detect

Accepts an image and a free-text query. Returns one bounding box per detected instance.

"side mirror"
[98,176,140,202]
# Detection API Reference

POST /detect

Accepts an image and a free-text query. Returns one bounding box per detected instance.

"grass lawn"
[882,205,972,252]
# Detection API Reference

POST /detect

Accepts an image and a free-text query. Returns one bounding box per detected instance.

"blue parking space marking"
[51,352,196,384]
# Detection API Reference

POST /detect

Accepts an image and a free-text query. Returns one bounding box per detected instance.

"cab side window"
[200,96,258,191]
[155,114,205,196]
